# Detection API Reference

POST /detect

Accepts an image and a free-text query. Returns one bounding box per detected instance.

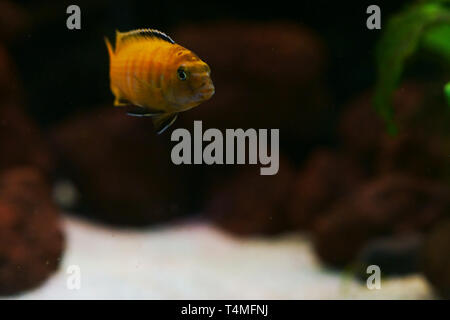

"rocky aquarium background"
[0,0,449,298]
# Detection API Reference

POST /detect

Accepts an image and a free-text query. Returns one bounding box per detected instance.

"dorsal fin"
[115,28,175,50]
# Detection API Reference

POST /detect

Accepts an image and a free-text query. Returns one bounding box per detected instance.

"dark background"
[11,0,409,127]
[1,0,450,297]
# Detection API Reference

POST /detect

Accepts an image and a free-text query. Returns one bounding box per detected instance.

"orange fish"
[105,29,214,134]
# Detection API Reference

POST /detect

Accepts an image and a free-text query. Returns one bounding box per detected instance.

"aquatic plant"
[374,0,450,135]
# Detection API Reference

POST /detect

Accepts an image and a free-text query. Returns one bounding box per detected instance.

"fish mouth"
[198,83,215,100]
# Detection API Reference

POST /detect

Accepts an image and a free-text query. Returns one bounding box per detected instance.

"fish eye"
[177,67,187,81]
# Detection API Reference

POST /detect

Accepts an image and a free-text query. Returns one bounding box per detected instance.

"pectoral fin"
[126,105,164,117]
[152,113,178,134]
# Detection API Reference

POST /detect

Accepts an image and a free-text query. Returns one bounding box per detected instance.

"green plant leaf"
[374,0,450,135]
[422,24,450,63]
[445,82,450,106]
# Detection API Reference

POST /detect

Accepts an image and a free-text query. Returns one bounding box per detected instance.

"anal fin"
[152,113,178,134]
[112,86,130,107]
[114,97,131,107]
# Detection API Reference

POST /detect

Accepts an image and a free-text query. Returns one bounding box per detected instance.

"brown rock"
[0,1,29,42]
[0,167,64,296]
[0,103,54,174]
[49,107,192,226]
[339,81,449,181]
[0,45,21,102]
[286,149,366,230]
[338,82,425,160]
[173,21,326,88]
[204,157,295,236]
[377,88,450,181]
[172,21,332,147]
[378,131,450,181]
[313,211,375,268]
[314,174,450,267]
[421,218,450,299]
[0,44,52,174]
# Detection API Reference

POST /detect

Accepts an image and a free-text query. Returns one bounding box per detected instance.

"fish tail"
[104,36,114,60]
